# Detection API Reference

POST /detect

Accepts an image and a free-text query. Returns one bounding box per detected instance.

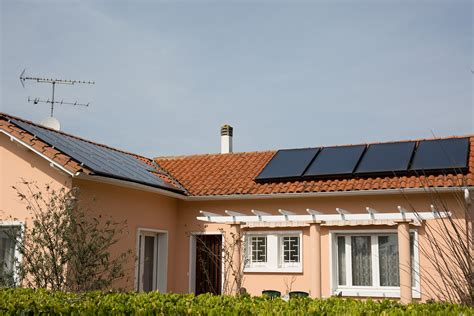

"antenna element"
[19,69,94,118]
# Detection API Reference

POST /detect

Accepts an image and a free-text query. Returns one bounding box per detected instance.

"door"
[137,230,168,292]
[195,234,222,295]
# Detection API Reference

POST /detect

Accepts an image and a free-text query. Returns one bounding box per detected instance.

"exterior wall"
[72,178,180,292]
[2,131,469,301]
[175,192,469,301]
[0,133,71,223]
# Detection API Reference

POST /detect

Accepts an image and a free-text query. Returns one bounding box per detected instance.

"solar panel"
[410,138,469,173]
[10,119,181,192]
[303,145,366,178]
[355,141,416,175]
[255,148,320,181]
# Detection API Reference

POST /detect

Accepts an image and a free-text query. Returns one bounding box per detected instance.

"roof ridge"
[154,150,277,160]
[1,112,152,161]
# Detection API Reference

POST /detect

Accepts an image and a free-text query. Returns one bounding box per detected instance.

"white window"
[331,230,420,298]
[0,223,22,286]
[249,236,267,265]
[136,229,168,293]
[245,231,302,273]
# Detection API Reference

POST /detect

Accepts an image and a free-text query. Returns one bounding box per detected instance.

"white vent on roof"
[41,117,60,130]
[221,124,233,154]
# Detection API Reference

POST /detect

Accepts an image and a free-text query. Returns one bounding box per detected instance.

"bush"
[0,288,472,315]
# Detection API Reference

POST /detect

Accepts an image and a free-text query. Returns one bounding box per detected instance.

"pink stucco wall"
[0,133,71,223]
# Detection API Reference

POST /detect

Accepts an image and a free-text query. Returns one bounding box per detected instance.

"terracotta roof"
[3,112,472,198]
[0,113,185,193]
[155,136,474,197]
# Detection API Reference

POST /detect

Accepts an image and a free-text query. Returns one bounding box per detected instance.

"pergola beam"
[197,211,448,224]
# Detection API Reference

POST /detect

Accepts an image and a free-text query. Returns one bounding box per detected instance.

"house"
[1,112,472,303]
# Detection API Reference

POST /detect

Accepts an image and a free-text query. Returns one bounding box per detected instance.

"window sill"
[334,287,421,299]
[244,266,302,273]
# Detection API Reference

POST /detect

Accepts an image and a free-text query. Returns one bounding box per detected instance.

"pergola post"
[228,222,242,295]
[396,220,412,304]
[309,221,322,298]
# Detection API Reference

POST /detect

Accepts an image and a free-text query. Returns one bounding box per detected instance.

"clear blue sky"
[1,0,472,157]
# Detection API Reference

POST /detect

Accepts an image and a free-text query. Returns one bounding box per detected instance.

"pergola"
[196,206,449,303]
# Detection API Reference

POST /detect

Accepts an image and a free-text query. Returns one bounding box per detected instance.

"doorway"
[190,234,223,295]
[136,229,168,292]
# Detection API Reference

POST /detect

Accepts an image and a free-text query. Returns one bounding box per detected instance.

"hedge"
[0,288,472,315]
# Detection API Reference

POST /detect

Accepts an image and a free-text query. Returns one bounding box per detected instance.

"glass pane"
[143,236,155,292]
[379,235,400,286]
[351,236,372,286]
[0,229,15,285]
[337,236,346,286]
[283,236,300,263]
[251,236,267,263]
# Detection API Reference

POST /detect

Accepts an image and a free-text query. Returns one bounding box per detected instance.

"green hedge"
[0,288,472,315]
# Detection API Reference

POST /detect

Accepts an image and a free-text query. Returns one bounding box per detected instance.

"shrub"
[0,288,473,315]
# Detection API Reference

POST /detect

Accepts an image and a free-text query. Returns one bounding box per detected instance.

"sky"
[1,0,473,158]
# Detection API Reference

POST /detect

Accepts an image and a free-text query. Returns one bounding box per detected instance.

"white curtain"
[337,236,346,285]
[351,236,372,286]
[378,235,399,286]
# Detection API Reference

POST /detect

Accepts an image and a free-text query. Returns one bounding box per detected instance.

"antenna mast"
[19,69,95,117]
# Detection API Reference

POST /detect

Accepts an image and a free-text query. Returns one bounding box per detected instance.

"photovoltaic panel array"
[355,142,416,175]
[303,145,366,178]
[10,119,182,193]
[255,148,320,181]
[410,138,469,173]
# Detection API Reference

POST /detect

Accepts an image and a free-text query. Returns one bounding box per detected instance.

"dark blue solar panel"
[10,119,181,192]
[410,138,469,172]
[303,145,366,178]
[255,148,320,181]
[355,142,416,175]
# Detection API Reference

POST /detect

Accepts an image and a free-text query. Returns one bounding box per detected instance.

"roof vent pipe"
[221,124,233,154]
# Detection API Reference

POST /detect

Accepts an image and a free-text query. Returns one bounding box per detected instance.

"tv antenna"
[19,69,95,118]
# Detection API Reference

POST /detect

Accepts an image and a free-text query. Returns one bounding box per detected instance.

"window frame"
[0,221,24,286]
[329,229,420,298]
[244,231,303,273]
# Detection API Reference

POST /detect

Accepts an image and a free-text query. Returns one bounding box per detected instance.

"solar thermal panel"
[255,148,320,181]
[355,141,416,175]
[303,145,366,178]
[410,138,469,173]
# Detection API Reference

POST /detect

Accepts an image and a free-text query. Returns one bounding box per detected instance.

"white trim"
[197,211,448,224]
[244,230,303,273]
[135,228,168,293]
[329,229,421,299]
[188,231,224,294]
[1,129,77,177]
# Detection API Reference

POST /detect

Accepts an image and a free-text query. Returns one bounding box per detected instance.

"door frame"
[188,231,224,294]
[135,228,168,292]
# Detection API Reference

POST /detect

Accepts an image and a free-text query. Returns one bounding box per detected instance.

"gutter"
[184,186,474,201]
[75,174,186,199]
